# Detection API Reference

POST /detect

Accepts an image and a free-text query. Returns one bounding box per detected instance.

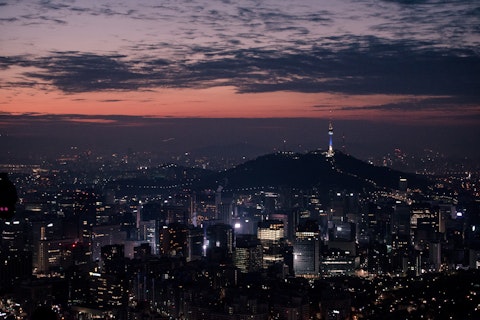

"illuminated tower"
[327,121,334,157]
[258,220,284,268]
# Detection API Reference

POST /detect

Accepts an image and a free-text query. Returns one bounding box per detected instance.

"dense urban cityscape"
[1,0,479,318]
[0,124,479,320]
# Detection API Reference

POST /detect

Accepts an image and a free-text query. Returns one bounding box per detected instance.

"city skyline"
[2,3,480,317]
[1,0,479,160]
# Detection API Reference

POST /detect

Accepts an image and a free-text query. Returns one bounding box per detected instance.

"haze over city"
[1,0,479,162]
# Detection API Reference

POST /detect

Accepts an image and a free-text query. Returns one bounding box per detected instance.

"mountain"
[195,150,430,192]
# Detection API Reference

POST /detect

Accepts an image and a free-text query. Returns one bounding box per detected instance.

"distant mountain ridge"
[196,150,430,192]
[106,150,431,196]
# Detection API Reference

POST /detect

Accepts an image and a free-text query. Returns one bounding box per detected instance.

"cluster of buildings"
[0,126,479,319]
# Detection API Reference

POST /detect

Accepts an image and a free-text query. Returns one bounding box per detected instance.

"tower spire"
[327,120,334,157]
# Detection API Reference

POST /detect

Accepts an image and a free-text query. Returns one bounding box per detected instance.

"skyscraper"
[293,220,320,278]
[234,235,263,273]
[206,223,234,262]
[257,220,285,268]
[159,223,188,257]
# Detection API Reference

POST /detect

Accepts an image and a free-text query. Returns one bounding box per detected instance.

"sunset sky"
[1,0,479,159]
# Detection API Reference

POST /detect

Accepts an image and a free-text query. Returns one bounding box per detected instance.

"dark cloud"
[98,99,124,103]
[335,96,480,124]
[0,17,18,22]
[382,0,428,4]
[0,113,146,125]
[2,36,479,104]
[16,12,68,25]
[312,105,335,109]
[340,96,479,112]
[70,6,91,13]
[38,0,70,11]
[304,12,332,23]
[20,53,148,93]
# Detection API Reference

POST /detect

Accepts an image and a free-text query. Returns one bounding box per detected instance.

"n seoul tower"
[326,121,334,157]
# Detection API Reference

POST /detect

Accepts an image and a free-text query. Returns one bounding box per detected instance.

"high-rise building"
[138,219,159,255]
[159,223,188,257]
[257,220,285,268]
[1,219,27,252]
[410,203,441,249]
[398,177,408,192]
[293,221,320,278]
[257,220,284,243]
[328,222,357,257]
[0,249,32,290]
[234,235,263,273]
[101,244,125,274]
[392,204,411,251]
[320,249,356,276]
[187,226,204,262]
[91,225,127,262]
[31,220,63,270]
[88,271,127,311]
[206,223,234,262]
[37,237,77,273]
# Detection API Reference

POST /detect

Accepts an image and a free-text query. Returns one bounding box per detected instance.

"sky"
[0,0,479,161]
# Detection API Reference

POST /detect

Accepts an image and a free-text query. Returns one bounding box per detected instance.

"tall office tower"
[91,225,127,262]
[98,246,128,313]
[326,121,334,157]
[187,226,204,262]
[270,213,289,238]
[329,191,347,223]
[1,219,27,252]
[257,220,285,268]
[31,220,63,269]
[293,220,320,278]
[88,271,127,312]
[34,220,78,273]
[232,215,257,235]
[328,222,357,258]
[206,223,234,262]
[1,219,32,287]
[429,241,442,271]
[61,242,90,269]
[320,249,356,277]
[101,244,125,274]
[0,172,17,220]
[257,220,284,243]
[392,204,411,251]
[159,223,188,257]
[329,191,359,224]
[37,238,77,273]
[263,192,279,215]
[330,221,355,241]
[138,219,159,255]
[398,177,408,192]
[234,235,263,273]
[390,203,412,273]
[410,203,440,250]
[0,249,32,290]
[195,191,218,221]
[69,189,98,246]
[216,190,234,225]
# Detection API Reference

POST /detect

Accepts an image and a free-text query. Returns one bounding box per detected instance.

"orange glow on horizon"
[1,85,475,124]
